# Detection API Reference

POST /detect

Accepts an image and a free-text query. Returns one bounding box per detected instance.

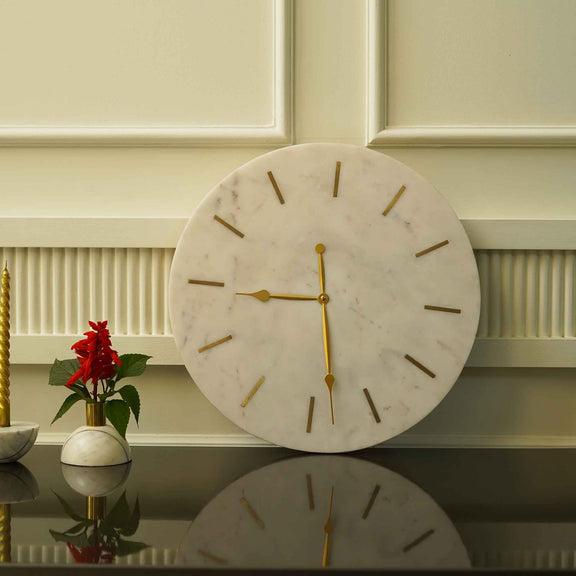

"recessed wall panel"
[387,0,576,128]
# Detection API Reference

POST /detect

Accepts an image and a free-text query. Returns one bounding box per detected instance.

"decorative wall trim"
[0,0,292,148]
[3,218,576,368]
[4,218,575,249]
[35,431,576,449]
[366,0,576,147]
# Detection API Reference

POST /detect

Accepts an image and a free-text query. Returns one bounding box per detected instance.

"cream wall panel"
[368,0,576,145]
[388,0,576,127]
[0,0,292,145]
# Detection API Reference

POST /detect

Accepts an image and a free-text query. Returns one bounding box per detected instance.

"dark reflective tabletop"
[3,445,576,574]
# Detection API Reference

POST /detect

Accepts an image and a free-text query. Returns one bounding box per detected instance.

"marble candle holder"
[0,422,39,464]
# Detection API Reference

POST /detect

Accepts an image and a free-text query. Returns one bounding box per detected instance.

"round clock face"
[169,143,480,452]
[178,456,470,569]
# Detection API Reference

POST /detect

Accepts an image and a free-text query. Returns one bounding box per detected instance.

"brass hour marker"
[382,185,406,216]
[363,388,381,423]
[241,376,265,407]
[267,171,285,204]
[362,485,381,520]
[306,474,315,510]
[188,279,225,287]
[306,396,315,433]
[198,334,232,353]
[240,497,265,529]
[415,240,449,258]
[213,215,245,238]
[333,161,341,197]
[197,550,228,565]
[403,529,435,554]
[404,354,436,378]
[424,305,461,314]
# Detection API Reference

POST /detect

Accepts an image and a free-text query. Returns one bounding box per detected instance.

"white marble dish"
[61,424,132,467]
[170,144,480,452]
[0,422,39,464]
[0,462,39,503]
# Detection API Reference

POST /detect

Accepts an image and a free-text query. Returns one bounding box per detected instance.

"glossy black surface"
[3,445,576,574]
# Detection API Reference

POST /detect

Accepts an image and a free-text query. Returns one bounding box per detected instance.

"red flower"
[67,321,121,389]
[67,543,114,564]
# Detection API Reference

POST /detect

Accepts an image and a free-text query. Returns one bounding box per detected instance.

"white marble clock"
[178,456,470,569]
[169,143,480,453]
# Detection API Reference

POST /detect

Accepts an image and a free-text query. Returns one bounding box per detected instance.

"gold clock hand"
[322,486,334,568]
[236,290,317,302]
[316,244,335,425]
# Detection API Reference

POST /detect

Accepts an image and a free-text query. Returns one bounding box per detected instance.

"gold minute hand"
[316,244,335,425]
[236,290,317,302]
[322,486,335,568]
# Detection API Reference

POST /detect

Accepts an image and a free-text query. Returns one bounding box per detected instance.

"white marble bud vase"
[60,403,132,467]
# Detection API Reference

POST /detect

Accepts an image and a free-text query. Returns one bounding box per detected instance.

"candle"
[0,263,10,428]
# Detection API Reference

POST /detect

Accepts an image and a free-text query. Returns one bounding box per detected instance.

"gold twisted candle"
[0,504,10,563]
[0,263,9,428]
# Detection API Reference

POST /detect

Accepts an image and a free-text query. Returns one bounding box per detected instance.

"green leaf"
[104,492,131,527]
[105,400,130,439]
[115,354,152,383]
[53,492,85,522]
[119,497,141,537]
[116,539,148,557]
[51,393,83,425]
[49,529,89,548]
[49,358,80,387]
[118,385,140,425]
[69,383,91,400]
[63,520,91,535]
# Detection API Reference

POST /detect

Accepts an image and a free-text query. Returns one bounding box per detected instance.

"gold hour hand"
[322,486,334,568]
[236,290,317,302]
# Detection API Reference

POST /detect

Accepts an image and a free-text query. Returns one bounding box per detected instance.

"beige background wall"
[3,0,576,447]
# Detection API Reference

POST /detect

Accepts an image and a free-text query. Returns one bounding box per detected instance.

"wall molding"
[3,217,575,249]
[0,0,293,148]
[35,431,576,449]
[3,217,576,368]
[366,0,576,147]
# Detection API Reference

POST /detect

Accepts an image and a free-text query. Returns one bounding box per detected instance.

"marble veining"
[169,144,480,452]
[0,422,39,464]
[61,425,132,467]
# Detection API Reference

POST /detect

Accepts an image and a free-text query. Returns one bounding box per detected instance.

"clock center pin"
[318,293,330,304]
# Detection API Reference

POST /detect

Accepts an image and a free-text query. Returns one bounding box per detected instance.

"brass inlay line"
[198,335,232,353]
[306,474,315,510]
[213,215,245,238]
[306,396,315,433]
[415,240,449,258]
[188,279,225,287]
[197,550,228,565]
[267,171,285,204]
[403,529,435,554]
[240,497,265,529]
[363,388,381,423]
[424,305,461,314]
[362,485,381,520]
[382,185,406,216]
[333,161,341,197]
[241,376,265,407]
[405,354,436,378]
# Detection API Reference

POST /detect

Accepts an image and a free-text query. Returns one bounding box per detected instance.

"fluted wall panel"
[1,248,174,336]
[475,250,576,339]
[3,247,576,342]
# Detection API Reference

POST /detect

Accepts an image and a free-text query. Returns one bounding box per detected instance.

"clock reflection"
[179,456,470,570]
